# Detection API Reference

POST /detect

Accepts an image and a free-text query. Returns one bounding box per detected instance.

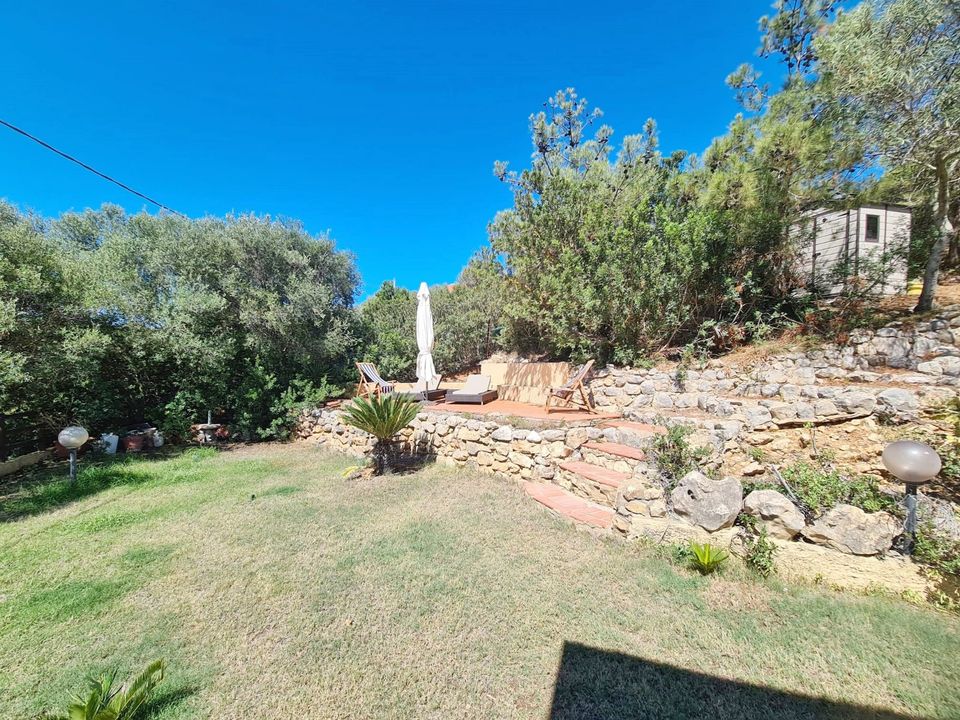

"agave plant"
[687,542,729,575]
[340,393,419,474]
[51,659,165,720]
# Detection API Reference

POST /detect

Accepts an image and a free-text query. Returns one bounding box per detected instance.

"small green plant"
[914,522,960,577]
[779,461,896,516]
[650,423,711,486]
[340,394,419,475]
[745,525,777,578]
[48,659,165,720]
[687,542,729,575]
[747,446,766,463]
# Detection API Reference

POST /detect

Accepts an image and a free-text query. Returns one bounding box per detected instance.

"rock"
[670,471,742,532]
[490,426,513,442]
[526,430,542,443]
[814,399,839,417]
[652,392,674,409]
[917,494,960,541]
[834,391,876,415]
[801,504,900,555]
[741,462,765,477]
[768,402,798,421]
[876,388,918,419]
[743,406,773,428]
[917,360,944,376]
[743,489,805,539]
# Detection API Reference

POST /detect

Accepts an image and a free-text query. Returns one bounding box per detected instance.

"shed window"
[865,214,880,242]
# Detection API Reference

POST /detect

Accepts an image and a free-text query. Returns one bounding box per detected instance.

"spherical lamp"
[58,426,89,483]
[882,440,941,553]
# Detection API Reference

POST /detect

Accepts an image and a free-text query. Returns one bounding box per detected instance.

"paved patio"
[427,398,619,423]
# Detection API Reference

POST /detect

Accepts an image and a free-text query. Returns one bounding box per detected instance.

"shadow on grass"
[0,447,199,522]
[549,642,925,720]
[143,683,200,718]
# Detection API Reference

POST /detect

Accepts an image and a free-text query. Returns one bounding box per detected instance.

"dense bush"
[0,203,361,440]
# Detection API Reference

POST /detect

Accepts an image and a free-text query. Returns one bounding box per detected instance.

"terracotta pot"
[121,435,145,453]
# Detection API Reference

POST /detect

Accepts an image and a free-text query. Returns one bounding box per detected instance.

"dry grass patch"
[1,444,959,719]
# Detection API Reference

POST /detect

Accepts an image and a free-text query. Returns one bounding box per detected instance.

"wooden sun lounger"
[355,362,395,398]
[545,360,596,413]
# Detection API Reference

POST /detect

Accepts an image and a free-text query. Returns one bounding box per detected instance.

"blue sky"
[1,1,783,299]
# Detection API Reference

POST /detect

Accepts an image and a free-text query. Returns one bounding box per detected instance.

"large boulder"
[670,471,742,532]
[876,388,919,420]
[743,489,806,539]
[801,504,900,556]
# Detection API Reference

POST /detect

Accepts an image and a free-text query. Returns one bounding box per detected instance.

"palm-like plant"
[52,659,165,720]
[340,393,419,474]
[687,542,729,575]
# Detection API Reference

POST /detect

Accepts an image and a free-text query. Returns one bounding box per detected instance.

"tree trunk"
[915,154,953,313]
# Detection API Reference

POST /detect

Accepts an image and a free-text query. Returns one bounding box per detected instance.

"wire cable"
[0,118,187,217]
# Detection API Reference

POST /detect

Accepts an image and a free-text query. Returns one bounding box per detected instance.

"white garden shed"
[795,204,911,296]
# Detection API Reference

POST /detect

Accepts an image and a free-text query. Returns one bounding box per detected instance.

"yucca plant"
[687,542,729,575]
[340,394,419,474]
[50,659,165,720]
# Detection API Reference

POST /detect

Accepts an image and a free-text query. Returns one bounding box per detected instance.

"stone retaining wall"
[299,407,593,481]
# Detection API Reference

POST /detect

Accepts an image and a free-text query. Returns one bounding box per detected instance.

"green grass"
[1,445,958,719]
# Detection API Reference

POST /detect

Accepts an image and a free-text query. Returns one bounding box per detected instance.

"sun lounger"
[396,375,443,401]
[445,374,498,405]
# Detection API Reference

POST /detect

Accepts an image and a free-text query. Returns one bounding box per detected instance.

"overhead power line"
[0,118,187,218]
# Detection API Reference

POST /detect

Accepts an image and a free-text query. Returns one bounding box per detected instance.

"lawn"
[1,445,957,719]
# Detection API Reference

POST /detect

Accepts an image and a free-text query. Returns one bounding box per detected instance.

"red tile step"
[523,482,614,529]
[598,420,667,436]
[582,441,646,462]
[558,460,630,489]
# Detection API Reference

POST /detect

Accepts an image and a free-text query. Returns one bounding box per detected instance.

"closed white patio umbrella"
[416,282,437,387]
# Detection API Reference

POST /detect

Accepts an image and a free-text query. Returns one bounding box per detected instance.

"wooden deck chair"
[355,362,395,398]
[545,360,596,413]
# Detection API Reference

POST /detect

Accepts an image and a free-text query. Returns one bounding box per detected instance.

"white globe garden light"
[58,426,89,483]
[882,440,941,553]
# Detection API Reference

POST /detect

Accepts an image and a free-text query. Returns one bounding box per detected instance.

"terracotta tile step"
[522,482,614,529]
[558,460,630,488]
[599,420,667,436]
[582,441,646,462]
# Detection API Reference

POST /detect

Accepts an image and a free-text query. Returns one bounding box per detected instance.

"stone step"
[582,441,646,462]
[558,460,630,489]
[522,481,614,529]
[599,420,666,436]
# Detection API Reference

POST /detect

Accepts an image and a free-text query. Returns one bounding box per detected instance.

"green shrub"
[650,424,711,486]
[687,542,729,575]
[779,461,896,516]
[744,525,777,578]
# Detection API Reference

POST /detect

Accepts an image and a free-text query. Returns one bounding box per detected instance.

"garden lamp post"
[882,440,941,554]
[58,426,89,484]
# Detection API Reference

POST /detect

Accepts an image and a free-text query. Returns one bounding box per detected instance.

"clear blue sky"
[1,1,783,299]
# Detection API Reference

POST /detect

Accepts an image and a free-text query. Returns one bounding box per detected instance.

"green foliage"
[914,523,960,577]
[779,461,897,516]
[0,203,361,441]
[687,542,729,575]
[340,394,419,474]
[359,281,418,381]
[743,520,778,578]
[47,659,165,720]
[649,424,710,485]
